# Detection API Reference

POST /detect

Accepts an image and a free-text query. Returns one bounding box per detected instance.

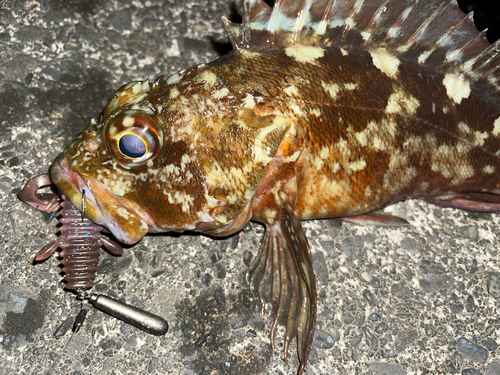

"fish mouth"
[50,154,149,244]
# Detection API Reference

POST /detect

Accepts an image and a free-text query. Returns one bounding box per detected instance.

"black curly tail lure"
[18,174,168,336]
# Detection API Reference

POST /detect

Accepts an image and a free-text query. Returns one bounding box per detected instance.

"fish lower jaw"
[50,155,149,244]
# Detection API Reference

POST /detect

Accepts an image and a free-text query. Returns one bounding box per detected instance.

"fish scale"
[45,0,500,373]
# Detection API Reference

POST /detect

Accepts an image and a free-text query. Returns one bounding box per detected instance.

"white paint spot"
[417,50,432,65]
[170,88,180,99]
[320,146,329,159]
[456,141,471,154]
[284,85,299,96]
[131,81,150,94]
[386,88,420,115]
[349,159,367,172]
[361,31,371,42]
[369,48,400,78]
[344,82,358,91]
[364,185,372,198]
[180,154,191,171]
[243,94,256,109]
[264,209,277,224]
[492,117,500,137]
[122,116,135,127]
[198,71,218,88]
[213,87,230,99]
[457,164,474,180]
[355,131,367,146]
[285,45,325,64]
[443,73,471,104]
[166,73,181,85]
[458,122,471,134]
[388,150,403,171]
[340,48,348,56]
[354,119,396,152]
[373,136,384,151]
[310,108,321,117]
[431,162,453,178]
[484,165,495,174]
[474,131,488,146]
[321,82,340,100]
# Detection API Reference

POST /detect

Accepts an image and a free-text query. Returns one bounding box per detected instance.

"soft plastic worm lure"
[18,174,124,289]
[18,174,168,336]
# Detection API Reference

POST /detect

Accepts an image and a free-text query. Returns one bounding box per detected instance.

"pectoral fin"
[247,193,316,374]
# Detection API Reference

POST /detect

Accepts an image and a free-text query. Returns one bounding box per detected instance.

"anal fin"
[428,193,500,212]
[340,212,410,226]
[247,194,316,374]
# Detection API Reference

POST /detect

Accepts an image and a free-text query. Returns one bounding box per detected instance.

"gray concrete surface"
[1,0,500,374]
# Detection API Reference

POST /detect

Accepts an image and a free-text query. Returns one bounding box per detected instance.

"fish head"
[51,94,165,244]
[51,74,291,244]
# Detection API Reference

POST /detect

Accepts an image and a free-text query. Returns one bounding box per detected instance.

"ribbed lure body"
[18,174,123,290]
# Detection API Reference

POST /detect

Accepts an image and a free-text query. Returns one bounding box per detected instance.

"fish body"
[49,0,500,372]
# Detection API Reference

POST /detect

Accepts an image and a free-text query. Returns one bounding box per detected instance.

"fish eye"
[118,133,147,159]
[105,111,163,166]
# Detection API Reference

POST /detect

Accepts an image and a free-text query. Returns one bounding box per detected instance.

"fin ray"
[247,197,316,374]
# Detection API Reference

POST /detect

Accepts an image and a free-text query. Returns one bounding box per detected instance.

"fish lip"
[50,154,94,210]
[50,154,149,244]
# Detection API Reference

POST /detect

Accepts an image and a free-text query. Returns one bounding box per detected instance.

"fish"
[47,0,500,373]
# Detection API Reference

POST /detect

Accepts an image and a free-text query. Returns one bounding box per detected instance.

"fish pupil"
[118,133,147,158]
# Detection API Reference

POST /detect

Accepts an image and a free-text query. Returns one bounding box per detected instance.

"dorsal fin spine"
[398,1,448,53]
[341,0,365,39]
[444,12,478,65]
[293,0,312,43]
[383,5,414,44]
[460,30,495,72]
[318,0,338,36]
[418,14,469,64]
[222,17,241,50]
[241,0,253,48]
[362,0,390,44]
[451,30,487,69]
[479,46,500,77]
[268,0,283,47]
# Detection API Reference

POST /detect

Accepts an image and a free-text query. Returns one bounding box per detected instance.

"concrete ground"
[1,0,500,374]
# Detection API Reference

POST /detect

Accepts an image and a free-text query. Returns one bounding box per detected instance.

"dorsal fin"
[222,0,500,101]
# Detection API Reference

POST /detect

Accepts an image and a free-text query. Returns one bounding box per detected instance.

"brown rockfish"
[49,0,500,373]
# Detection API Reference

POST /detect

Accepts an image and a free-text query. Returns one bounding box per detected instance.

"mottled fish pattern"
[49,0,500,373]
